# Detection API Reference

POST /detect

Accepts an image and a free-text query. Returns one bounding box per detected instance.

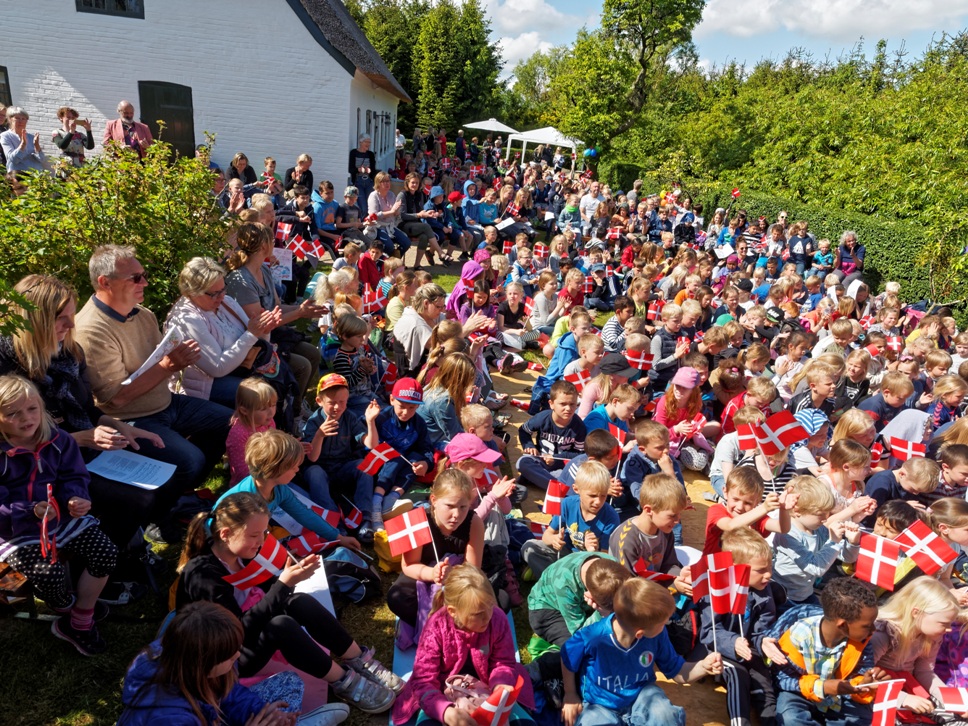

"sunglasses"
[204,287,227,299]
[117,272,148,284]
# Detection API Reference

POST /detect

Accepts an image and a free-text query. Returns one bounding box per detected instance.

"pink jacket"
[102,119,153,154]
[391,606,534,723]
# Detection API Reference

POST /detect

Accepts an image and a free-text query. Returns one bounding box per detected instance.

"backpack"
[673,223,697,247]
[322,546,382,607]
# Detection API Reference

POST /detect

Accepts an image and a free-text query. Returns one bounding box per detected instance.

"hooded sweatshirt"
[445,260,483,319]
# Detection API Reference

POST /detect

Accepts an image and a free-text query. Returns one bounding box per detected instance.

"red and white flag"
[736,423,759,452]
[441,158,451,169]
[470,164,484,177]
[275,222,293,242]
[608,423,629,446]
[310,504,342,530]
[362,285,387,314]
[583,276,595,294]
[564,369,591,393]
[856,533,901,591]
[472,676,524,726]
[755,411,809,456]
[872,679,906,726]
[938,686,968,713]
[527,361,544,372]
[533,242,550,259]
[858,315,876,330]
[887,437,926,461]
[505,202,520,218]
[529,520,548,538]
[894,519,958,575]
[646,299,665,321]
[381,362,398,394]
[606,227,622,241]
[691,552,734,603]
[886,336,904,352]
[543,479,569,516]
[731,188,741,199]
[633,558,676,582]
[287,234,322,260]
[693,414,708,431]
[709,564,751,615]
[503,239,514,255]
[222,535,290,589]
[677,336,691,348]
[524,297,535,316]
[625,349,654,371]
[870,442,885,465]
[357,443,402,475]
[385,507,434,558]
[340,500,363,530]
[287,530,338,558]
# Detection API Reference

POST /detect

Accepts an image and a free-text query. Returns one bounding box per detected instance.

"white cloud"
[696,0,968,41]
[482,0,582,36]
[498,32,555,73]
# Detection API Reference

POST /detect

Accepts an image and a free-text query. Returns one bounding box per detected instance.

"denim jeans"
[576,683,684,726]
[355,176,374,215]
[127,394,232,519]
[776,691,871,726]
[209,375,242,409]
[377,227,412,258]
[517,454,564,489]
[374,457,415,495]
[301,459,374,517]
[710,473,726,499]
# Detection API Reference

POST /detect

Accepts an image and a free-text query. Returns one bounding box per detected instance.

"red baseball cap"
[391,377,424,404]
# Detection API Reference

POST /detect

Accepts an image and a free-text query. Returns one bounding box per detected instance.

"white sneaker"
[297,703,351,726]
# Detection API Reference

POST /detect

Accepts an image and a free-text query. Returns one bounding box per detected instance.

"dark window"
[76,0,144,18]
[0,67,11,107]
[138,81,195,158]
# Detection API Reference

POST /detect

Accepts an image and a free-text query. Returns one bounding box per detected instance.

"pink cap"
[445,433,503,464]
[670,367,700,389]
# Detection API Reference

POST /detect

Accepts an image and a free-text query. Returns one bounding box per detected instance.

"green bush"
[0,141,228,323]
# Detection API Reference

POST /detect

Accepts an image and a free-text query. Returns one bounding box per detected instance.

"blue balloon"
[583,148,597,158]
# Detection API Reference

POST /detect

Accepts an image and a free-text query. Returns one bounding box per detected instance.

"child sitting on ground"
[709,406,766,500]
[771,476,861,606]
[857,370,914,431]
[518,380,586,491]
[332,313,381,419]
[521,461,619,579]
[817,440,877,522]
[700,529,786,726]
[582,381,640,436]
[562,332,606,382]
[559,429,623,497]
[226,377,277,487]
[862,456,939,527]
[919,442,968,504]
[529,310,592,413]
[703,467,793,554]
[774,577,879,724]
[721,376,777,434]
[654,366,714,472]
[561,578,723,726]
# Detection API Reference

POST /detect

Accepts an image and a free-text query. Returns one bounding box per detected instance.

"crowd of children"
[6,161,968,726]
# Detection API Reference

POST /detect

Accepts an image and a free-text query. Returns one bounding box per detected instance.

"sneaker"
[498,354,513,375]
[510,483,529,507]
[356,523,375,545]
[98,580,148,606]
[52,616,107,656]
[344,646,405,694]
[296,702,351,726]
[143,523,169,545]
[331,667,395,714]
[370,511,385,533]
[509,355,528,373]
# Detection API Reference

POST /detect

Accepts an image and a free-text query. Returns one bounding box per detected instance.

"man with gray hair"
[74,244,231,543]
[349,134,377,214]
[102,100,153,157]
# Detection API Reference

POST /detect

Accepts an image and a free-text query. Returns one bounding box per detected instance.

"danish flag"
[938,687,968,713]
[646,299,665,321]
[470,164,484,177]
[527,361,544,371]
[275,222,293,242]
[357,443,401,475]
[441,158,451,170]
[310,504,342,530]
[362,285,387,314]
[870,442,884,465]
[755,411,810,456]
[503,239,514,254]
[856,533,901,591]
[287,530,338,558]
[633,558,676,582]
[524,297,535,316]
[731,188,741,199]
[222,534,290,589]
[529,519,549,538]
[384,506,433,558]
[625,349,654,371]
[887,437,926,461]
[886,336,904,352]
[380,362,398,394]
[872,679,906,726]
[709,564,751,615]
[606,265,615,277]
[607,423,629,446]
[859,315,876,330]
[504,202,520,218]
[543,479,569,516]
[472,676,524,726]
[533,242,550,259]
[564,369,591,393]
[691,552,733,603]
[606,227,622,241]
[287,235,325,260]
[478,467,502,492]
[894,519,958,575]
[693,414,708,431]
[736,423,760,452]
[583,276,595,294]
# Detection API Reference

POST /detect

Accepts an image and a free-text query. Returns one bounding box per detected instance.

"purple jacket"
[446,261,484,320]
[0,428,90,542]
[392,606,534,723]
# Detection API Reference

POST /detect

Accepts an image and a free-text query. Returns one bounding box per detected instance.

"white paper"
[271,247,293,283]
[295,562,335,616]
[86,449,176,490]
[495,217,516,231]
[714,243,734,260]
[121,326,183,385]
[544,211,555,221]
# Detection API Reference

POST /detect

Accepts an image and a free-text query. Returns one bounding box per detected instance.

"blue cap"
[429,185,445,199]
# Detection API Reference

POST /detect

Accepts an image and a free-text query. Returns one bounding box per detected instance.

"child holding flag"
[176,493,400,713]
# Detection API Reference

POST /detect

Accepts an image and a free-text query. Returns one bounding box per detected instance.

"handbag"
[443,675,490,711]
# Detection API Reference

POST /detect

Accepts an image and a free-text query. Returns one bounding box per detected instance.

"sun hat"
[445,433,503,464]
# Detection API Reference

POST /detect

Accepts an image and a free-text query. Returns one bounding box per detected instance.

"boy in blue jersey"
[561,578,723,726]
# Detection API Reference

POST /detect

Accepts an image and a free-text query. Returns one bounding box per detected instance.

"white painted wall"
[1,0,399,189]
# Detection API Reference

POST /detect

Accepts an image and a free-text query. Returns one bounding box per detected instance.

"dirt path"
[489,369,730,726]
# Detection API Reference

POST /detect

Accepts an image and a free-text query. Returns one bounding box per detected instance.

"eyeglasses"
[204,287,227,299]
[432,299,446,309]
[116,272,148,284]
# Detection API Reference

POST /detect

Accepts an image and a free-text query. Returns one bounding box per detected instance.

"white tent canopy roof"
[462,117,519,134]
[505,126,582,153]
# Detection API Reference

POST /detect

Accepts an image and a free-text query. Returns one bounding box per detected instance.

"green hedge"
[701,187,929,301]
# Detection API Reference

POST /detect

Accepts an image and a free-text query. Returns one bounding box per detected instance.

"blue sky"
[485,0,968,77]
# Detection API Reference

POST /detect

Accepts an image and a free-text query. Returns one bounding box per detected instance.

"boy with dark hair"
[919,442,968,503]
[529,310,592,414]
[559,428,622,492]
[518,379,586,490]
[774,577,878,724]
[601,295,636,352]
[617,420,684,523]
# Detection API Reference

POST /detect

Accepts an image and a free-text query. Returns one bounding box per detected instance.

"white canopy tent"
[462,117,519,134]
[505,126,582,160]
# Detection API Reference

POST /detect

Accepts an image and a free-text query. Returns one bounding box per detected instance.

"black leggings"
[239,592,354,679]
[386,574,420,626]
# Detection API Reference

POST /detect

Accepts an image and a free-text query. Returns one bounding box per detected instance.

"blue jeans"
[517,454,564,489]
[710,473,726,499]
[209,375,242,409]
[301,459,374,517]
[355,176,374,215]
[127,394,232,518]
[377,227,412,258]
[776,691,871,726]
[577,683,684,726]
[375,457,414,495]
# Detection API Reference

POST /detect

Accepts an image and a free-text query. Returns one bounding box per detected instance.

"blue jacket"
[118,641,264,726]
[311,189,339,234]
[533,331,580,398]
[418,389,462,451]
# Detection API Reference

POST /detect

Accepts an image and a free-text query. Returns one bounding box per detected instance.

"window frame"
[75,0,145,20]
[0,66,11,108]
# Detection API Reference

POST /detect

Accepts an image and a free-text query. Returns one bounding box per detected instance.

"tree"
[505,46,568,128]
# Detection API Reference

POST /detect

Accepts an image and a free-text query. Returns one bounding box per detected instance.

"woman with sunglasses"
[165,257,282,408]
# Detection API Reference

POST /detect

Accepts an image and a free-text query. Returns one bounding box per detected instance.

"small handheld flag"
[358,443,402,475]
[384,507,433,558]
[223,535,290,589]
[856,533,901,591]
[543,480,569,516]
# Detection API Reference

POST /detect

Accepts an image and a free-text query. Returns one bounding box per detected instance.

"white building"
[1,0,409,186]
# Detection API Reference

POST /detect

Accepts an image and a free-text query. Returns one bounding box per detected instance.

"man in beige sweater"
[75,245,232,543]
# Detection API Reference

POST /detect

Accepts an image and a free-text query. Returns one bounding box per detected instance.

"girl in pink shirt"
[225,378,277,486]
